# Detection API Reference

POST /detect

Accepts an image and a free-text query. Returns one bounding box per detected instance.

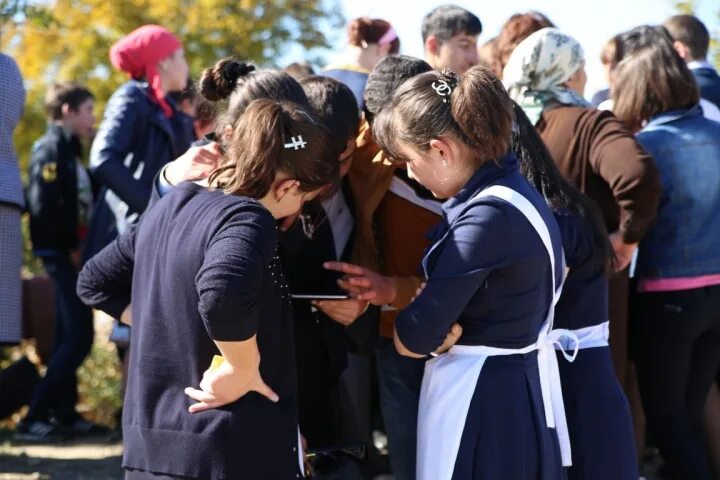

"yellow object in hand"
[209,355,225,371]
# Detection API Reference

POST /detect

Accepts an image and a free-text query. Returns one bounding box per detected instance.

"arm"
[184,204,279,411]
[324,261,423,309]
[588,112,661,245]
[76,225,137,318]
[394,205,508,356]
[89,86,149,213]
[27,142,68,242]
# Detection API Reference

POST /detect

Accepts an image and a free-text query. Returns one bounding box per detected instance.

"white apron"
[416,185,579,480]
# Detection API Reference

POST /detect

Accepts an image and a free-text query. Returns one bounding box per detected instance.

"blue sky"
[326,0,720,98]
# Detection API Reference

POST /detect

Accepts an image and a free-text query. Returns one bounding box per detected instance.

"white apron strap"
[475,185,577,467]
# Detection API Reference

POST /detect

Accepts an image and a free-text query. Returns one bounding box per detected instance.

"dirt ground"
[0,433,123,480]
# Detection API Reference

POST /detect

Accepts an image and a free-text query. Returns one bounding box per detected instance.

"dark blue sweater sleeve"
[196,204,277,342]
[89,85,148,214]
[76,225,137,318]
[395,203,509,354]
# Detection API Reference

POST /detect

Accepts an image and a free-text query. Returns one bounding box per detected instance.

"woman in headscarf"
[503,28,661,415]
[85,24,194,259]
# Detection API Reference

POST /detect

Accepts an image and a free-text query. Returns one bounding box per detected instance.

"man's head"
[422,5,482,74]
[663,14,710,62]
[45,82,95,138]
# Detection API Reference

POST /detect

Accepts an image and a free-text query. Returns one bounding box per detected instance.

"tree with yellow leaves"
[1,0,343,177]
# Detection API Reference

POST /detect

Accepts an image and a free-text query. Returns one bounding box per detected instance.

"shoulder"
[30,132,58,159]
[107,81,153,112]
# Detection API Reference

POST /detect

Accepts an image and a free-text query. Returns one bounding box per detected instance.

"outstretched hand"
[323,261,397,306]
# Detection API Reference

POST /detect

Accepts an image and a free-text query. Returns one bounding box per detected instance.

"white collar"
[687,60,715,71]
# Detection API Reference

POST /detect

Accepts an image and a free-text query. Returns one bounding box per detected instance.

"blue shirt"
[395,154,564,354]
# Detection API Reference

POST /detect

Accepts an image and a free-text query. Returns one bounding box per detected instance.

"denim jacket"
[635,105,720,279]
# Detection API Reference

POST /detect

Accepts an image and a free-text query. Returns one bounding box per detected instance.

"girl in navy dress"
[512,104,639,479]
[373,66,572,480]
[78,99,338,479]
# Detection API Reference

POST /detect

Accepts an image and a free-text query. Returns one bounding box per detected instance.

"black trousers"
[27,254,93,422]
[635,284,720,480]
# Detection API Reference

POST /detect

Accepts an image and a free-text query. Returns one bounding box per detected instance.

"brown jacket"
[537,106,661,244]
[348,120,439,336]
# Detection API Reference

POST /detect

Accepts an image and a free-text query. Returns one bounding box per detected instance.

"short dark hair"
[374,66,513,167]
[300,76,360,158]
[283,62,315,81]
[44,82,94,120]
[612,25,699,131]
[664,14,710,60]
[421,5,482,44]
[363,55,433,124]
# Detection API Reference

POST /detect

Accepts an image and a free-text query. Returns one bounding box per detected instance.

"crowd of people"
[1,4,720,480]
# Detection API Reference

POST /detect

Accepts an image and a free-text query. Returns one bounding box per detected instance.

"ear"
[428,138,452,164]
[223,124,233,141]
[425,35,438,56]
[61,103,72,117]
[273,178,300,201]
[672,40,689,61]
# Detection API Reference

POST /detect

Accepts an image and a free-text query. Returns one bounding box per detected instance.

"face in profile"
[68,99,96,138]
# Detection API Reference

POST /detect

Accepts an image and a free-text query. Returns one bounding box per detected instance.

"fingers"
[185,387,221,413]
[184,387,215,403]
[253,379,280,403]
[324,262,366,275]
[433,323,464,355]
[337,278,368,295]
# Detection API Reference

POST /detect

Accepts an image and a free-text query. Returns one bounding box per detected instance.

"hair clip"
[432,80,453,103]
[284,135,307,150]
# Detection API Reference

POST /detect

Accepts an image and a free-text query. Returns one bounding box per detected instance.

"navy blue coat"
[693,67,720,110]
[84,80,193,259]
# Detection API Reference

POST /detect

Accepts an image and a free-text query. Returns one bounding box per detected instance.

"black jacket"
[84,80,194,260]
[27,124,83,254]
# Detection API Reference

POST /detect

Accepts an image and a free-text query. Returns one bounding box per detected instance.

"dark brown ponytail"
[373,66,514,166]
[208,99,338,199]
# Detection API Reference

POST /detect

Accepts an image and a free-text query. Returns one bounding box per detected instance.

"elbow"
[393,327,426,358]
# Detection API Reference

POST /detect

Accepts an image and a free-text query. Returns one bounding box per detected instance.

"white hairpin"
[432,80,453,103]
[284,135,307,150]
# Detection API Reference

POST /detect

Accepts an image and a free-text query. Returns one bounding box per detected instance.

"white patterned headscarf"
[503,28,590,124]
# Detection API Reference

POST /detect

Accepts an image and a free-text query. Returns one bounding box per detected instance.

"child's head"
[199,57,311,139]
[421,5,482,74]
[364,55,433,125]
[45,82,95,137]
[299,76,360,177]
[374,66,513,199]
[208,99,338,219]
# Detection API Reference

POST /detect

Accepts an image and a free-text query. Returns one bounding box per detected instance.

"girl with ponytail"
[78,98,338,479]
[371,66,570,479]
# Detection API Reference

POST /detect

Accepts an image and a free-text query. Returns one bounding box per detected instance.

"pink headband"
[378,26,397,46]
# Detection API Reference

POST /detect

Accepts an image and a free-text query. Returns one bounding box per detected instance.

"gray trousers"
[0,203,22,344]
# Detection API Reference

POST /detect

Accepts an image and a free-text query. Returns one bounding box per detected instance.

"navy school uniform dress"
[553,212,638,479]
[77,182,303,479]
[396,153,571,480]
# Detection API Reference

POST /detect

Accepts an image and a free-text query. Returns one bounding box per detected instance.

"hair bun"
[438,69,460,89]
[200,58,256,102]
